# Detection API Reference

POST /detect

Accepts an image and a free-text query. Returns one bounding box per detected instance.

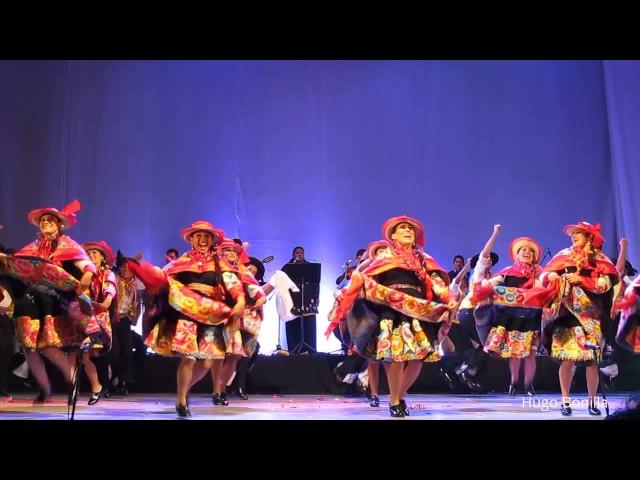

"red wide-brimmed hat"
[82,241,116,267]
[27,199,82,230]
[218,238,243,253]
[510,236,542,263]
[218,238,252,263]
[180,220,225,244]
[366,239,391,260]
[217,238,251,263]
[382,215,425,246]
[563,221,605,249]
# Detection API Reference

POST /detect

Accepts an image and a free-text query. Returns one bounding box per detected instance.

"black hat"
[470,252,499,269]
[245,256,265,281]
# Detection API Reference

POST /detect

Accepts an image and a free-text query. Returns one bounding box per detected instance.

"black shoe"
[116,385,129,396]
[524,385,536,396]
[588,398,602,416]
[235,387,248,400]
[588,405,602,416]
[176,404,191,418]
[508,384,517,396]
[369,395,380,408]
[561,403,572,416]
[389,404,405,417]
[212,393,229,406]
[88,387,103,406]
[400,399,410,416]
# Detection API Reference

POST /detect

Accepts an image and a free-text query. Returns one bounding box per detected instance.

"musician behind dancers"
[334,249,365,352]
[448,255,470,298]
[164,248,179,265]
[336,249,366,289]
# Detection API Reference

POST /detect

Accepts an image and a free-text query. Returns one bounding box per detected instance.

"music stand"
[282,262,321,354]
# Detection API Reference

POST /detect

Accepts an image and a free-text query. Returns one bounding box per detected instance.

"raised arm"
[452,258,471,285]
[480,224,502,259]
[616,238,628,276]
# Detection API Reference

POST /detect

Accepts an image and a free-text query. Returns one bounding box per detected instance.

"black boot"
[88,387,103,406]
[213,393,229,406]
[389,404,405,417]
[369,395,380,407]
[561,400,572,416]
[588,397,602,416]
[176,404,191,418]
[235,387,248,400]
[399,399,410,416]
[508,384,517,396]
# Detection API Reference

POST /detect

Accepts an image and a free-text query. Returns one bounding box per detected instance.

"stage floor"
[0,393,632,420]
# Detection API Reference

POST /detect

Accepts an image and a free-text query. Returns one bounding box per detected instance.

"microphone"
[341,259,353,269]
